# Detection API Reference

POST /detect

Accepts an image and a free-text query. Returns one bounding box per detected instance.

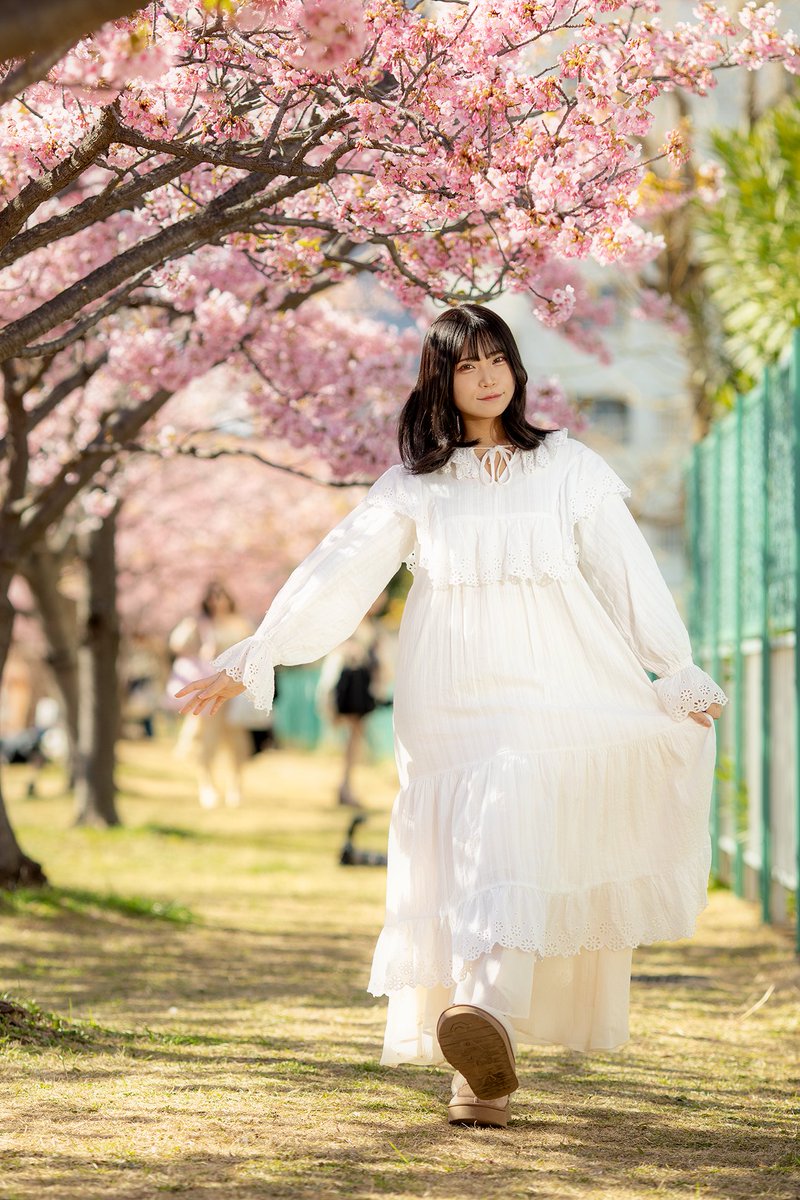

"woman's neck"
[462,418,507,447]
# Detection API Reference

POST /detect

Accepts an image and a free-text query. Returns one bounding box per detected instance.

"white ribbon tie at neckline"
[478,445,515,485]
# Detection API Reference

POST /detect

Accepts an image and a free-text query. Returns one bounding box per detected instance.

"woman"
[175,304,727,1128]
[169,582,254,808]
[316,590,391,808]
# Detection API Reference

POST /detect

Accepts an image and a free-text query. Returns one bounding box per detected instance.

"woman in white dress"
[175,304,727,1129]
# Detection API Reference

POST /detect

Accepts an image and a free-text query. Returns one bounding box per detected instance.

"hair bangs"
[456,324,504,363]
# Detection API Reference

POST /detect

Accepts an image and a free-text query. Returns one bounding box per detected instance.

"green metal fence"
[685,328,800,951]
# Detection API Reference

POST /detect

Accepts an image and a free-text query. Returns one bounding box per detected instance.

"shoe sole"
[436,1005,519,1101]
[448,1100,509,1128]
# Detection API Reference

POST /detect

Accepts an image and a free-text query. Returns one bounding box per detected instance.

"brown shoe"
[436,1004,518,1101]
[448,1080,510,1128]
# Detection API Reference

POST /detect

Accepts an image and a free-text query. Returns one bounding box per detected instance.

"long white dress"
[211,428,729,1065]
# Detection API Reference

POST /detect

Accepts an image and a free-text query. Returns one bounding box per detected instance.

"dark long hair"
[397,304,554,474]
[200,581,237,618]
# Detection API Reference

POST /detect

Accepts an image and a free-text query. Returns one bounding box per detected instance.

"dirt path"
[1,736,798,1199]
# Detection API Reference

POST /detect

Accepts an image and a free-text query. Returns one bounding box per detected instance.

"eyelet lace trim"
[211,634,276,712]
[653,663,729,722]
[368,849,711,993]
[440,427,568,480]
[413,516,578,588]
[569,470,632,561]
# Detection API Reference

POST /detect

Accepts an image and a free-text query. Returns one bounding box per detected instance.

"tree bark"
[19,540,79,788]
[73,499,121,826]
[0,364,47,886]
[0,0,142,61]
[0,562,47,886]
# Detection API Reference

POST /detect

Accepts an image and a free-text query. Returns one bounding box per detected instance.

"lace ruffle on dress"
[211,427,728,1064]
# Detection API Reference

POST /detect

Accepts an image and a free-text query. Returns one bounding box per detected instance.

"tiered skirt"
[367,571,717,1064]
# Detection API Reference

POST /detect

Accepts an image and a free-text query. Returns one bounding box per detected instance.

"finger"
[174,682,201,697]
[179,687,215,714]
[174,674,220,698]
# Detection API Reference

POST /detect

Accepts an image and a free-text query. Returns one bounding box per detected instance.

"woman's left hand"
[688,702,723,727]
[174,670,245,716]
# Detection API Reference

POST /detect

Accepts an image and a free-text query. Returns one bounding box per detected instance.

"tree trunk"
[0,562,47,887]
[73,501,122,826]
[19,540,79,789]
[0,362,47,887]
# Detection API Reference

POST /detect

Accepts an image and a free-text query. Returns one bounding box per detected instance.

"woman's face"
[451,344,515,428]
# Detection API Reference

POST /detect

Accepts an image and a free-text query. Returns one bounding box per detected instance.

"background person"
[168,582,254,808]
[316,590,390,808]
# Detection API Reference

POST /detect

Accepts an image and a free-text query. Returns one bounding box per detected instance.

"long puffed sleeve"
[210,466,417,713]
[566,445,729,722]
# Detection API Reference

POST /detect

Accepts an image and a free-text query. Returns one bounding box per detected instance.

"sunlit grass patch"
[0,886,196,924]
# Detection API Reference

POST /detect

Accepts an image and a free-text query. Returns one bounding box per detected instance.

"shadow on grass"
[137,823,206,839]
[4,1071,799,1200]
[0,886,196,925]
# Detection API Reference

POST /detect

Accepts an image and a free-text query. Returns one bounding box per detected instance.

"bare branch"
[122,440,376,489]
[1,364,29,520]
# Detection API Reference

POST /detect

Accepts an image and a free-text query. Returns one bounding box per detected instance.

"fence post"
[734,390,745,897]
[761,369,772,925]
[711,421,723,874]
[792,328,800,950]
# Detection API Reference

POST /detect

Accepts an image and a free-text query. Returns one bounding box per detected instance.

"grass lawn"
[1,732,798,1199]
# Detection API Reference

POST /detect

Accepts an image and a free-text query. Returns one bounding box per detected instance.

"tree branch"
[17,387,171,546]
[18,270,153,357]
[122,441,376,489]
[0,143,352,361]
[0,156,185,269]
[0,351,107,460]
[0,39,81,106]
[0,104,120,250]
[0,0,143,62]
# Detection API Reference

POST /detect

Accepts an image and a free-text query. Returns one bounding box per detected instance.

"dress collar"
[440,427,569,480]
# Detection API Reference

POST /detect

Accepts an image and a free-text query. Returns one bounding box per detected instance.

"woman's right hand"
[174,670,246,717]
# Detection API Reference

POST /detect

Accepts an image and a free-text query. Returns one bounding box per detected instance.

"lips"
[480,393,502,401]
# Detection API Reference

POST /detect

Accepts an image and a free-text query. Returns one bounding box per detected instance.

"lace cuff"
[652,661,729,722]
[211,635,276,713]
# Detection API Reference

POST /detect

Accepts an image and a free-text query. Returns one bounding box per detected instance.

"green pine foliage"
[697,95,800,386]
